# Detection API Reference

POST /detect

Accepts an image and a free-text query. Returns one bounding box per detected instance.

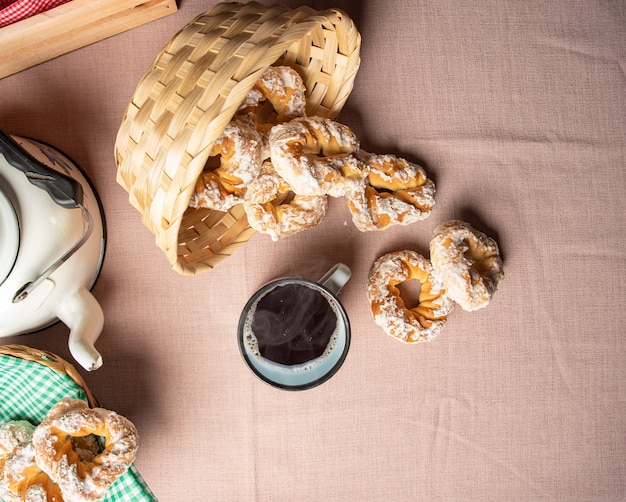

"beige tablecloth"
[1,1,624,500]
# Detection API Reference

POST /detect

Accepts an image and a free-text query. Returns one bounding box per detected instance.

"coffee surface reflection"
[238,263,351,390]
[251,283,337,365]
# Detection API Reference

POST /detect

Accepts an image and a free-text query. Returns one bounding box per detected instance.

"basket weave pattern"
[115,1,361,275]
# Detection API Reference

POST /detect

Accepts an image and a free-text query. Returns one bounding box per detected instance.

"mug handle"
[318,263,351,295]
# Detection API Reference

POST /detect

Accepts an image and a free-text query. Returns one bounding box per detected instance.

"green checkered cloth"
[0,352,158,501]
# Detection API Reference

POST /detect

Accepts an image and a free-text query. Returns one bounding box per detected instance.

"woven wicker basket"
[0,344,99,407]
[114,1,361,275]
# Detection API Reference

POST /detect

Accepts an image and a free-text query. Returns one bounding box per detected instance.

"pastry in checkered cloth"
[0,420,63,502]
[32,398,139,502]
[0,421,34,457]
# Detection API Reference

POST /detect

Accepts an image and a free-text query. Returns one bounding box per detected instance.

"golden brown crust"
[346,153,435,231]
[189,119,263,211]
[429,220,504,311]
[269,116,360,196]
[367,250,453,343]
[251,66,307,123]
[235,66,308,159]
[32,398,139,502]
[1,442,63,502]
[243,162,327,240]
[1,422,62,502]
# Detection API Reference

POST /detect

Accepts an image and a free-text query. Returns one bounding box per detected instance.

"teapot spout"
[56,286,104,371]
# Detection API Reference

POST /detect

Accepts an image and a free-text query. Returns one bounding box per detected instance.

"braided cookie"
[32,398,139,502]
[243,162,327,241]
[269,116,360,196]
[367,250,452,343]
[346,153,435,231]
[430,220,504,311]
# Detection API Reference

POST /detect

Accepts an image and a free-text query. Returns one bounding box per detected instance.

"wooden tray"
[0,0,178,79]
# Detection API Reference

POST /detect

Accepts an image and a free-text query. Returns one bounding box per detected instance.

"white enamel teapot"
[0,131,106,370]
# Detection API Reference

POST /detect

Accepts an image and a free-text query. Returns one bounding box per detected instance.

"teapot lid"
[0,188,19,285]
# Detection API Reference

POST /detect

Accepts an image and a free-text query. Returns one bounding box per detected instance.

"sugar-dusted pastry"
[0,441,63,502]
[236,66,308,159]
[346,153,435,231]
[367,249,453,343]
[243,162,327,240]
[189,119,263,211]
[0,420,60,502]
[429,220,504,311]
[269,116,360,196]
[0,421,34,457]
[250,65,307,123]
[32,398,139,502]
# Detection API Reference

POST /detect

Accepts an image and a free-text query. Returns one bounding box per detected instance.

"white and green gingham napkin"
[0,352,157,501]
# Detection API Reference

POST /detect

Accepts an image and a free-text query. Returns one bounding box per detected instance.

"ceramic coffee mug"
[238,263,351,390]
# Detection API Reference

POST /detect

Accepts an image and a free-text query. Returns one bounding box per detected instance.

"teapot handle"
[56,286,104,371]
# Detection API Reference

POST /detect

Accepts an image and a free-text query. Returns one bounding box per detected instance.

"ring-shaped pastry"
[252,66,307,123]
[346,153,435,231]
[243,162,328,240]
[0,421,34,457]
[1,442,63,502]
[32,398,139,502]
[189,119,263,211]
[237,66,307,125]
[367,249,453,343]
[269,116,360,196]
[0,420,60,502]
[236,66,308,158]
[190,171,246,212]
[429,220,504,311]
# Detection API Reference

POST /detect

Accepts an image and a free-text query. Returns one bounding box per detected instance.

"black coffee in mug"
[238,264,351,390]
[251,283,337,365]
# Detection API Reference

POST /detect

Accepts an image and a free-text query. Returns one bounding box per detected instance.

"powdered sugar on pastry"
[235,66,308,159]
[270,116,360,196]
[0,441,62,502]
[189,171,246,212]
[367,250,452,343]
[429,220,504,311]
[346,153,435,231]
[250,66,307,123]
[32,398,139,502]
[211,119,263,186]
[0,421,34,457]
[244,162,327,240]
[189,119,263,211]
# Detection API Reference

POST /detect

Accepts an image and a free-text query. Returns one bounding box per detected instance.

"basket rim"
[0,344,100,407]
[115,1,362,275]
